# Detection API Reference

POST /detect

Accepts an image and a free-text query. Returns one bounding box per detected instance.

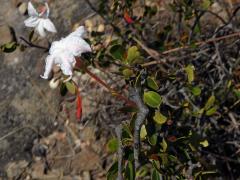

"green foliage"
[126,46,140,64]
[185,65,195,84]
[143,91,162,108]
[151,169,161,180]
[107,161,118,180]
[147,77,159,91]
[191,86,201,96]
[204,95,215,110]
[1,41,17,53]
[125,161,135,180]
[140,125,147,139]
[109,44,124,60]
[153,111,167,125]
[65,81,76,94]
[201,0,212,9]
[107,138,118,153]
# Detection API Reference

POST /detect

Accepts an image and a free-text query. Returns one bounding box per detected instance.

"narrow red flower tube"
[76,93,82,121]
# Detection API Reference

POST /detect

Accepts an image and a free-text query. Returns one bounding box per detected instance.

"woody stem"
[83,68,136,106]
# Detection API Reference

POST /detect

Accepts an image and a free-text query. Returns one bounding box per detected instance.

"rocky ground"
[0,0,119,179]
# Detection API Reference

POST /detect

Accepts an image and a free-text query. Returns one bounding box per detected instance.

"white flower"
[24,2,57,37]
[40,26,92,80]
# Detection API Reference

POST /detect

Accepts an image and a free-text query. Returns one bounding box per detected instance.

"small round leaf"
[144,91,162,108]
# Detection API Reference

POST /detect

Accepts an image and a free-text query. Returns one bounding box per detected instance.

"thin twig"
[0,125,44,142]
[115,124,123,180]
[132,37,161,60]
[20,36,49,51]
[129,87,149,171]
[78,63,136,106]
[201,150,240,164]
[162,31,240,55]
[141,31,240,67]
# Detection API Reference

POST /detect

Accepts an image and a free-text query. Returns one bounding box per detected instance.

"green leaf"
[65,82,76,94]
[109,44,124,60]
[159,153,168,165]
[153,111,167,125]
[147,77,159,90]
[201,0,211,9]
[191,86,201,96]
[125,161,135,180]
[122,69,134,79]
[107,161,118,180]
[148,133,158,146]
[194,170,216,179]
[227,80,232,89]
[206,106,217,116]
[194,24,201,34]
[122,138,133,146]
[1,42,17,53]
[144,91,162,108]
[185,65,195,83]
[204,95,215,110]
[233,89,240,98]
[122,123,133,138]
[140,125,147,139]
[200,140,209,147]
[161,138,167,152]
[189,143,197,151]
[126,46,140,64]
[151,169,161,180]
[136,166,148,178]
[107,138,118,153]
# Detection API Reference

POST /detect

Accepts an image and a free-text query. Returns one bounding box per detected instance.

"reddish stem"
[74,57,136,106]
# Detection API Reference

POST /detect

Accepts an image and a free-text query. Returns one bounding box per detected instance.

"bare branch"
[129,87,149,171]
[20,36,49,51]
[115,124,123,180]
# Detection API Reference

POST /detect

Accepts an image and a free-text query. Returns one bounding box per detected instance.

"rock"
[0,140,10,151]
[3,48,22,66]
[31,161,62,179]
[18,2,27,15]
[0,25,12,45]
[71,147,100,172]
[82,171,91,180]
[5,160,29,178]
[0,0,98,174]
[80,126,96,142]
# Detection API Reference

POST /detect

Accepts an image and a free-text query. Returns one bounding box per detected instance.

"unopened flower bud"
[49,78,60,89]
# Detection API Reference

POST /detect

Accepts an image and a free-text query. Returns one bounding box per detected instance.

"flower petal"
[43,19,57,33]
[36,20,46,37]
[24,17,40,27]
[28,2,38,17]
[59,53,75,76]
[45,2,50,17]
[61,26,92,56]
[41,55,54,79]
[68,26,86,38]
[60,61,73,76]
[64,37,92,56]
